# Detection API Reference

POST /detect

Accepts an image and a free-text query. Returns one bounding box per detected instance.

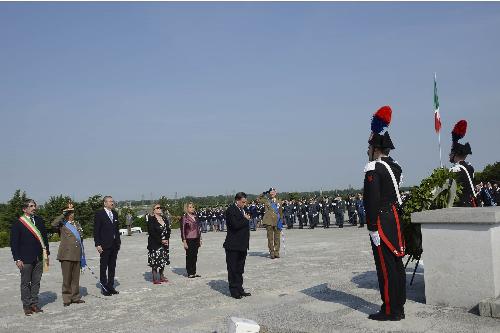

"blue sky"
[1,2,499,202]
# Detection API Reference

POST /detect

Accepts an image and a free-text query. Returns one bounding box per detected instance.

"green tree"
[75,195,103,237]
[0,190,28,247]
[475,162,500,183]
[37,195,73,235]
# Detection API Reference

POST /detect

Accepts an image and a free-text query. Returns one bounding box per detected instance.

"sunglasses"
[154,207,162,210]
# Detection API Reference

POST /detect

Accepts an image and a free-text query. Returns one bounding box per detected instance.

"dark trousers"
[358,213,366,227]
[371,238,406,316]
[185,238,200,276]
[348,211,358,225]
[61,260,81,303]
[100,246,119,291]
[308,215,315,228]
[225,249,247,297]
[20,259,43,308]
[335,212,344,226]
[322,212,330,227]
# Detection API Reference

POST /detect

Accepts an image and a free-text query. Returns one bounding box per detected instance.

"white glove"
[369,231,381,247]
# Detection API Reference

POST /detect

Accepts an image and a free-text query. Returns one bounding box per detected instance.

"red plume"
[452,120,467,142]
[374,106,392,126]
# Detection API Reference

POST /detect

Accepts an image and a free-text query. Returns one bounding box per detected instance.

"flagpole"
[438,130,443,168]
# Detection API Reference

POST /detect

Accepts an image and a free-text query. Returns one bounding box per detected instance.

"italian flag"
[434,73,442,133]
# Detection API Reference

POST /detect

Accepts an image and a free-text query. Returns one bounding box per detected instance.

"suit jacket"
[93,208,121,249]
[223,203,250,252]
[257,195,283,227]
[10,215,50,263]
[52,214,83,262]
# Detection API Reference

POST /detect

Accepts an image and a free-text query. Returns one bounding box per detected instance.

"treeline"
[0,188,363,248]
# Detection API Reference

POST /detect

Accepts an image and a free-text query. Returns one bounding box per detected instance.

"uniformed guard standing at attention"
[333,196,345,228]
[449,120,477,207]
[258,188,283,259]
[321,198,331,228]
[363,106,406,321]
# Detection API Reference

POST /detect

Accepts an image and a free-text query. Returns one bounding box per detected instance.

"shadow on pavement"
[248,251,269,258]
[301,283,379,315]
[171,267,187,277]
[143,271,153,282]
[351,270,425,304]
[207,280,230,296]
[94,279,120,290]
[39,291,57,307]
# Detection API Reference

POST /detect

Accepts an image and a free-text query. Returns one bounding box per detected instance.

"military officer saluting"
[449,120,477,207]
[363,106,406,321]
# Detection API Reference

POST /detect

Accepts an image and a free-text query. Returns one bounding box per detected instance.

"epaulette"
[364,161,377,173]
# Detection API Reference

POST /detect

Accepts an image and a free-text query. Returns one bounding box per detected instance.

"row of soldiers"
[195,194,368,232]
[277,195,366,229]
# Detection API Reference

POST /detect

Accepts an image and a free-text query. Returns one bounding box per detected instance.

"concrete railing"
[411,207,500,309]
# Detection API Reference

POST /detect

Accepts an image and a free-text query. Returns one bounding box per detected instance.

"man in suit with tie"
[224,192,251,299]
[10,199,50,316]
[94,196,121,296]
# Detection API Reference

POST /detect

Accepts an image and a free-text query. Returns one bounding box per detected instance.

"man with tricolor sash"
[10,199,50,316]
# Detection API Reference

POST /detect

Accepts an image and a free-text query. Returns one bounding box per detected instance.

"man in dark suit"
[10,199,50,316]
[223,192,251,299]
[94,196,121,296]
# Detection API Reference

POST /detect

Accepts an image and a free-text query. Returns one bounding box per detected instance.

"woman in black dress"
[147,204,171,284]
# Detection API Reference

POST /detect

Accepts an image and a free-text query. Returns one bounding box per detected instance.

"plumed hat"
[451,120,472,155]
[368,106,395,149]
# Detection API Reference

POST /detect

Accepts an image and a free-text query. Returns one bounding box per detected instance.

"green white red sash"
[19,215,49,272]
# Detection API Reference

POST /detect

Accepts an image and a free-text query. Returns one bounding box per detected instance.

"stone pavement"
[1,225,498,333]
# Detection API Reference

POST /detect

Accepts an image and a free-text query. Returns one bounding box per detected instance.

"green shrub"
[0,231,9,248]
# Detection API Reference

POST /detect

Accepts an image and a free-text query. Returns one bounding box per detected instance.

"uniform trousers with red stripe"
[371,238,406,316]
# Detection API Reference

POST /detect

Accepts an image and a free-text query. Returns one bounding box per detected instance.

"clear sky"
[1,2,499,203]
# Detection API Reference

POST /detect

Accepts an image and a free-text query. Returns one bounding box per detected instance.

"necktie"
[108,211,113,222]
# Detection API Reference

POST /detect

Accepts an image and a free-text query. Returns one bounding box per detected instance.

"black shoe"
[63,303,71,307]
[338,225,343,228]
[358,225,364,228]
[188,275,196,278]
[368,311,403,321]
[194,274,201,278]
[231,294,242,299]
[109,289,119,295]
[101,291,112,296]
[241,292,252,297]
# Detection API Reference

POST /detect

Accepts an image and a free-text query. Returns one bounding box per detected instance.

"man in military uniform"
[364,105,406,321]
[257,188,283,259]
[297,200,306,229]
[449,120,476,207]
[307,199,319,229]
[333,196,345,228]
[355,193,366,228]
[321,198,331,228]
[347,196,358,226]
[283,200,295,229]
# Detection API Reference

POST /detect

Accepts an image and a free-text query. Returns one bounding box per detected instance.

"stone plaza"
[1,224,499,333]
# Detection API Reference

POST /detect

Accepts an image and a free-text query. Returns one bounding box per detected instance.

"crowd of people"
[7,107,498,322]
[194,194,367,233]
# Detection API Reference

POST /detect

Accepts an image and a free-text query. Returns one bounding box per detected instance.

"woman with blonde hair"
[146,203,171,284]
[180,202,202,278]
